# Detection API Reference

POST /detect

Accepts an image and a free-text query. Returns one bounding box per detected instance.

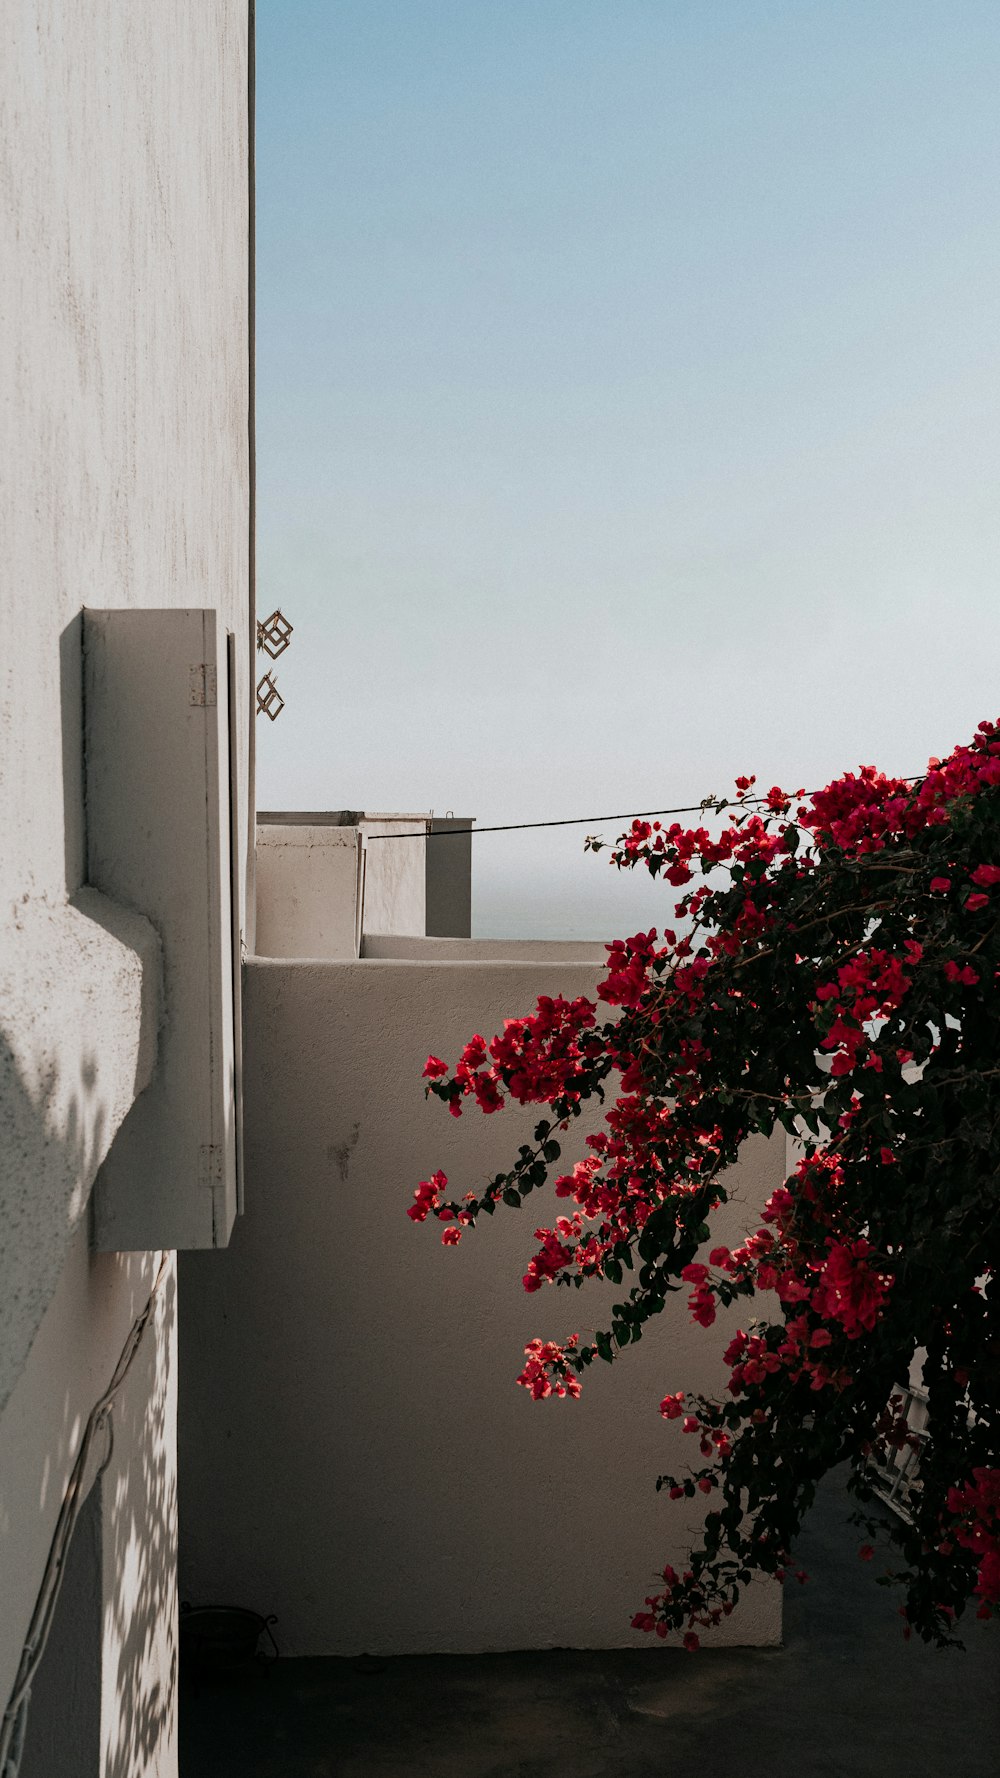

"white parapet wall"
[180,953,783,1655]
[359,813,430,940]
[256,821,365,960]
[255,812,434,958]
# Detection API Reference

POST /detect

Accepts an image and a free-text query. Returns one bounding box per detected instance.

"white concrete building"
[180,892,784,1656]
[1,12,780,1776]
[0,7,252,1774]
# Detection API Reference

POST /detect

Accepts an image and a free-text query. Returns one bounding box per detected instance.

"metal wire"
[366,780,924,842]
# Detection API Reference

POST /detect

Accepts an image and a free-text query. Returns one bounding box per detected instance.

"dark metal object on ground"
[180,1606,279,1676]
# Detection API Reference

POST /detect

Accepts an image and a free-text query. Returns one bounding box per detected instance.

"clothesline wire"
[366,778,925,841]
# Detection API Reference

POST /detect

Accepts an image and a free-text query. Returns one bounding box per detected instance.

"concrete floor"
[180,1474,999,1778]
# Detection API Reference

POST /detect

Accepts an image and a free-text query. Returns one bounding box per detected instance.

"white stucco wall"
[255,815,430,957]
[0,5,250,1770]
[180,958,783,1655]
[363,936,609,963]
[0,1235,178,1777]
[1,0,251,1389]
[256,824,363,960]
[360,815,430,939]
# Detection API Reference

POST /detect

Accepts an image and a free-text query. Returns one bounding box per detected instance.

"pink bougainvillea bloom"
[412,717,1000,1645]
[683,1631,701,1651]
[441,1226,462,1246]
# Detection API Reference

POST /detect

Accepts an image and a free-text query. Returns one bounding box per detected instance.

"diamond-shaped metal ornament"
[256,608,294,659]
[256,673,285,721]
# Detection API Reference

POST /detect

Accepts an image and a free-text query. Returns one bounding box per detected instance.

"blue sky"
[255,2,1000,937]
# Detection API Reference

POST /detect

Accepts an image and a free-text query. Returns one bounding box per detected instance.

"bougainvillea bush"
[409,720,1000,1648]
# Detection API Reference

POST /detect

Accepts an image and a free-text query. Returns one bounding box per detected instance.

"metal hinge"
[199,1144,224,1189]
[189,664,218,706]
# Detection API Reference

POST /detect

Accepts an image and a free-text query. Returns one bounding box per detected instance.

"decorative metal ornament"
[256,608,294,659]
[256,673,285,721]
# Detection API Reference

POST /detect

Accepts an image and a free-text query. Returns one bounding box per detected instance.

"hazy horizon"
[255,2,1000,938]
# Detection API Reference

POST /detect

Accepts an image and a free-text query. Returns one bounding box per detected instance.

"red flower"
[413,716,1000,1644]
[683,1631,701,1651]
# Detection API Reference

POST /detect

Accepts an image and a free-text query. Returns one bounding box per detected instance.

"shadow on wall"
[60,612,86,896]
[0,1025,178,1775]
[101,1261,178,1778]
[2,1250,178,1778]
[18,1482,102,1778]
[0,1027,107,1415]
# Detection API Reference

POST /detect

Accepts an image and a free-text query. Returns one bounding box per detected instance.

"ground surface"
[180,1474,999,1778]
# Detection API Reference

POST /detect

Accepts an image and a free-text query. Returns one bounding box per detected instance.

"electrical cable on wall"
[0,1253,171,1778]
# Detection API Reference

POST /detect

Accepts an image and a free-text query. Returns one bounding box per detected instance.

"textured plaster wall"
[0,891,160,1410]
[0,0,250,1391]
[360,817,429,938]
[0,1235,178,1777]
[180,958,783,1655]
[0,3,249,1768]
[256,825,362,959]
